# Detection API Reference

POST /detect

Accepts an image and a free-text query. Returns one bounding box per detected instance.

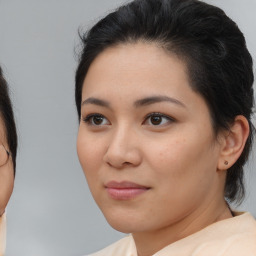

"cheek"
[0,162,14,213]
[76,129,106,179]
[147,133,217,194]
[146,136,188,175]
[77,130,108,203]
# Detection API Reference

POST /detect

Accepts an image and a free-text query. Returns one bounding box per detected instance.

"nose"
[103,126,142,169]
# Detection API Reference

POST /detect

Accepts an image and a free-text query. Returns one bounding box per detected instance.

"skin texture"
[77,42,249,256]
[0,118,14,216]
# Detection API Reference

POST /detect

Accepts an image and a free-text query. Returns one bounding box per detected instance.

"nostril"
[106,159,132,169]
[123,162,132,166]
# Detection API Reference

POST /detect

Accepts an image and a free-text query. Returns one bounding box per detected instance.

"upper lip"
[105,181,150,189]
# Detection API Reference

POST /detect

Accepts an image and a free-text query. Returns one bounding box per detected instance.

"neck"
[133,199,233,256]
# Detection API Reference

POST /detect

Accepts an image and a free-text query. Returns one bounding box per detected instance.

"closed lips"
[105,181,150,200]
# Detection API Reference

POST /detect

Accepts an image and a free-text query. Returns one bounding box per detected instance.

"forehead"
[82,42,191,97]
[81,42,214,129]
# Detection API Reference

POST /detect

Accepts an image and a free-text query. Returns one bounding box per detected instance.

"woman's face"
[0,119,14,215]
[77,42,225,234]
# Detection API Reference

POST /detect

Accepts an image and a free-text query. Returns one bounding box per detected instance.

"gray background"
[0,0,255,255]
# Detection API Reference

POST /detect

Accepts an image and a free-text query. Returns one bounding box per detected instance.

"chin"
[103,211,146,234]
[108,219,140,233]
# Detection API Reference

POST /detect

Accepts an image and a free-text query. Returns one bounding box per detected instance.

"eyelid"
[143,112,175,125]
[81,112,175,126]
[82,113,110,126]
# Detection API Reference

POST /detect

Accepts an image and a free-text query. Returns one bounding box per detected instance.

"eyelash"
[82,112,175,126]
[143,112,175,126]
[82,113,108,126]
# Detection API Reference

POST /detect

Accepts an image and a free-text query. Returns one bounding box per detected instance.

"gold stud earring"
[224,160,228,165]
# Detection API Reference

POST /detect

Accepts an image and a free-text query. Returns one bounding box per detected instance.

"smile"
[105,181,150,200]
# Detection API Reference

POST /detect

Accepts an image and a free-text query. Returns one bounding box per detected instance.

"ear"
[217,115,250,171]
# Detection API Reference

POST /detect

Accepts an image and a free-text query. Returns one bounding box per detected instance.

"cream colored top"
[0,213,6,256]
[88,212,256,256]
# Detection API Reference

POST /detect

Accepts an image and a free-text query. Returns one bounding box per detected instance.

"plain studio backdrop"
[0,0,255,255]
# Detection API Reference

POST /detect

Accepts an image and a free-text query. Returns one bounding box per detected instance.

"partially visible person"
[0,66,17,255]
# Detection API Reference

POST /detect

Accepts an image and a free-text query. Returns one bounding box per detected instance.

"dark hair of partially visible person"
[75,0,255,203]
[0,66,18,173]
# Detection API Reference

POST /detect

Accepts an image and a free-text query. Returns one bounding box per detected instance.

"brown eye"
[83,114,110,126]
[143,113,174,126]
[150,115,162,125]
[92,116,104,125]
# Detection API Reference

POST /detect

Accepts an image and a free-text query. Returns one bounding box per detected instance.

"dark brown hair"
[0,66,18,172]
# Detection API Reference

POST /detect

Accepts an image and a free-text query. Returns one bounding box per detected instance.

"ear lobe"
[217,115,250,171]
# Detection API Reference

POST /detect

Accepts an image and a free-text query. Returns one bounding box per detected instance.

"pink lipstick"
[105,181,149,200]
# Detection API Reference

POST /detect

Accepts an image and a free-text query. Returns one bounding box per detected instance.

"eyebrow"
[134,95,186,108]
[81,97,110,108]
[81,95,186,109]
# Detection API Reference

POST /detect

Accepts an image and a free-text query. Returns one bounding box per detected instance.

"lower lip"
[106,187,148,200]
